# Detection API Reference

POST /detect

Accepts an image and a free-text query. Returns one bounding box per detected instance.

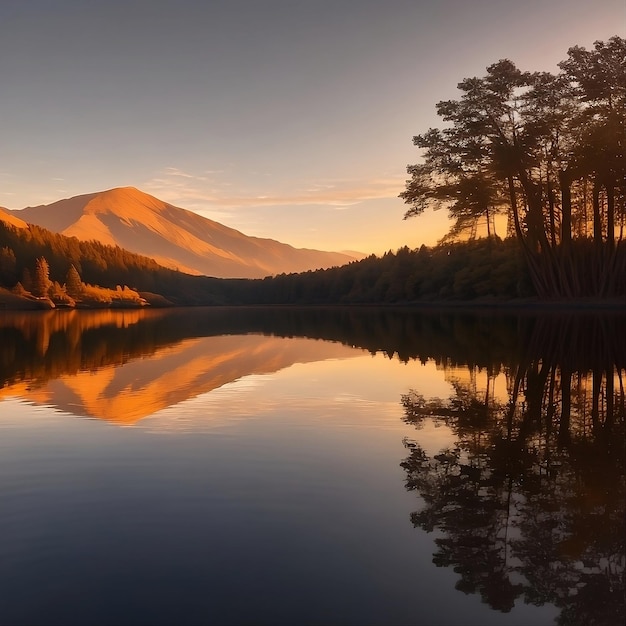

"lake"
[0,307,623,626]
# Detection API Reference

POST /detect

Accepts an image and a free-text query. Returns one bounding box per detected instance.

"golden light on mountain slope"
[1,334,361,424]
[12,187,357,278]
[64,212,118,247]
[0,206,27,229]
[62,188,240,272]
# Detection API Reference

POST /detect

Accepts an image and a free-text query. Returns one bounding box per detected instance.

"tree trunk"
[592,181,603,245]
[507,177,524,240]
[547,179,557,248]
[606,182,615,249]
[559,171,572,248]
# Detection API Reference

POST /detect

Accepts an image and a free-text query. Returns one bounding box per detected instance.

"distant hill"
[10,187,357,278]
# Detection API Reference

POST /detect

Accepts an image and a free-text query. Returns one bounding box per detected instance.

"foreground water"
[0,307,623,625]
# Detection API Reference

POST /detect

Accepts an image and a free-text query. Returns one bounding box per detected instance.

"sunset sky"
[0,0,623,254]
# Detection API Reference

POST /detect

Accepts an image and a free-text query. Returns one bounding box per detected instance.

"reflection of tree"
[400,315,625,625]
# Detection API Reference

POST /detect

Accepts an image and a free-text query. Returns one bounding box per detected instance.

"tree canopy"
[401,36,626,299]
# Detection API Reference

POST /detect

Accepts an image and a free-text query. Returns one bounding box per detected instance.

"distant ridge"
[10,187,357,278]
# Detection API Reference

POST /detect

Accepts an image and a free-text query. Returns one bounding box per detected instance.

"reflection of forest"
[0,309,360,422]
[1,308,624,418]
[400,315,625,626]
[2,305,624,370]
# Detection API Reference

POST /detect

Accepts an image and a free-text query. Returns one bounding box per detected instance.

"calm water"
[0,307,623,626]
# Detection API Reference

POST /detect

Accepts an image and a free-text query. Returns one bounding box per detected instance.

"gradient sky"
[0,1,623,254]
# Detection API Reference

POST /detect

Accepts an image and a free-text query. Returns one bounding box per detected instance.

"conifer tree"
[65,264,84,299]
[0,246,17,287]
[32,256,51,297]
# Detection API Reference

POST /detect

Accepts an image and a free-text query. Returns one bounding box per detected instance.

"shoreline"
[1,292,624,314]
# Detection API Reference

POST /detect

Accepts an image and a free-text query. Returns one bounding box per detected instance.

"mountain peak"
[81,186,169,217]
[98,186,158,201]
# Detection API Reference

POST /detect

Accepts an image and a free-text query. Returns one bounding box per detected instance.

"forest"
[0,220,533,307]
[0,36,623,308]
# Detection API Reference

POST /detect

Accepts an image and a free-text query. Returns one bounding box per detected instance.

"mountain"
[0,206,27,229]
[9,187,357,278]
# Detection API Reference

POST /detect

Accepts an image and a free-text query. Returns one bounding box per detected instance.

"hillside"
[0,206,27,230]
[10,187,356,278]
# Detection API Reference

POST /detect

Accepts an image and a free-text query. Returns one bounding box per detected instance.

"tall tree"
[65,264,84,299]
[32,256,51,298]
[559,36,626,248]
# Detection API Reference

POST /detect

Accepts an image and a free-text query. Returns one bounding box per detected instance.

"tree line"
[401,36,625,298]
[1,219,534,306]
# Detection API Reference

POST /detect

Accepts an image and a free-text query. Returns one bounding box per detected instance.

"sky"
[0,1,624,255]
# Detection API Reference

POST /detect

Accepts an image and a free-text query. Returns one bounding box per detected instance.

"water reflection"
[0,306,624,624]
[400,314,625,625]
[0,309,360,422]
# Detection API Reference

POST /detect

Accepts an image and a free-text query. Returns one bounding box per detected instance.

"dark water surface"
[0,307,623,625]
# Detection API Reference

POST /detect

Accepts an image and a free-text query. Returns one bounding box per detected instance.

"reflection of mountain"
[0,326,358,423]
[9,187,356,278]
